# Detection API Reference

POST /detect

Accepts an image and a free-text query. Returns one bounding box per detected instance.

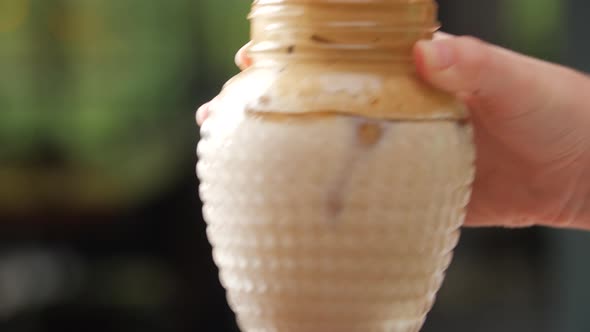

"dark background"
[1,0,589,331]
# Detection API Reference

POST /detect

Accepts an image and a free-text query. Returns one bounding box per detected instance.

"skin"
[197,34,590,231]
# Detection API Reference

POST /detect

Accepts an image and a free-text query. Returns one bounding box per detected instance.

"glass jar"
[197,1,475,331]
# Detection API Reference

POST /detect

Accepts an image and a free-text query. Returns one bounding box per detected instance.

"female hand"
[197,35,590,230]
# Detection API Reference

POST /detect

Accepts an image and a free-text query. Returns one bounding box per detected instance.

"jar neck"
[248,0,439,68]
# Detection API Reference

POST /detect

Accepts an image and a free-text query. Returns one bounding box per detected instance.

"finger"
[413,36,556,118]
[412,35,585,121]
[414,35,590,149]
[413,35,590,148]
[198,43,252,127]
[433,31,453,40]
[235,41,253,70]
[196,103,210,126]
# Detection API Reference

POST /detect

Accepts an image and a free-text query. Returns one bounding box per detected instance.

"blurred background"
[0,0,589,331]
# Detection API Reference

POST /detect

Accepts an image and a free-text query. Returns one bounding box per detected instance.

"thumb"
[413,36,556,119]
[413,36,590,159]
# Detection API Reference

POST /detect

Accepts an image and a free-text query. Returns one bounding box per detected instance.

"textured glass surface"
[198,114,475,331]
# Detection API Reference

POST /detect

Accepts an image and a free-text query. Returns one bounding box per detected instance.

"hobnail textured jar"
[197,0,475,331]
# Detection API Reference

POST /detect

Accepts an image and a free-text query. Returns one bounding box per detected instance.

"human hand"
[197,35,590,230]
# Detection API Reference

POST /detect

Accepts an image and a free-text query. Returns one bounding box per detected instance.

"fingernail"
[417,40,455,71]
